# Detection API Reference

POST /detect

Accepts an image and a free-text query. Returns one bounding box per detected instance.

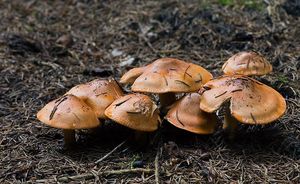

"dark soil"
[0,0,299,183]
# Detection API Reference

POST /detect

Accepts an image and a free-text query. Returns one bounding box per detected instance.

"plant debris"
[83,67,114,77]
[4,34,41,55]
[0,0,299,183]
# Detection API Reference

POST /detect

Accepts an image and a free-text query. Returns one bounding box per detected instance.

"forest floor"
[0,0,299,183]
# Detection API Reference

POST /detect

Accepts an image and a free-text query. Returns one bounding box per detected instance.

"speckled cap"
[104,93,160,132]
[222,51,272,76]
[199,75,286,124]
[37,94,100,129]
[120,58,213,93]
[66,78,123,118]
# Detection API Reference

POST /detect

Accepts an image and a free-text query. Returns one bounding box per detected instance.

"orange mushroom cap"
[222,51,272,76]
[199,75,286,125]
[120,66,146,84]
[104,94,160,132]
[120,58,213,93]
[166,93,216,134]
[66,78,123,119]
[37,94,100,129]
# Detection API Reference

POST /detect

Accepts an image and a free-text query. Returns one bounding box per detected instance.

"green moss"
[276,75,289,84]
[217,0,265,11]
[218,0,234,6]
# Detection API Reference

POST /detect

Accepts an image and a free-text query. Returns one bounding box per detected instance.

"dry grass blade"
[35,168,154,183]
[94,140,127,165]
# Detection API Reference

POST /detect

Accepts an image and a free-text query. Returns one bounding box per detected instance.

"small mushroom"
[37,94,100,146]
[222,51,272,76]
[66,78,123,119]
[120,58,212,111]
[199,75,286,138]
[104,93,160,145]
[166,93,217,134]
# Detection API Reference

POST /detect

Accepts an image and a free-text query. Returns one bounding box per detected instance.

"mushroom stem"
[63,129,76,146]
[223,104,239,140]
[159,93,176,112]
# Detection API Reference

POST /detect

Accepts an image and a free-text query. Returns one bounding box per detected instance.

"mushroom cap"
[37,94,100,129]
[222,51,272,76]
[104,94,160,132]
[66,78,123,119]
[166,93,217,134]
[120,66,146,84]
[199,75,286,125]
[120,58,213,93]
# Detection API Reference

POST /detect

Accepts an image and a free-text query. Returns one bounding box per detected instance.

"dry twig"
[35,168,153,183]
[94,140,127,165]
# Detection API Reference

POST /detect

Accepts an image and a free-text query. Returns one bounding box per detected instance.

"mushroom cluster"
[37,52,287,147]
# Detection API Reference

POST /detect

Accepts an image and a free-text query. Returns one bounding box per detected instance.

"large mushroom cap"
[166,93,216,134]
[37,94,100,129]
[222,51,272,76]
[104,94,160,132]
[120,58,213,93]
[199,75,286,125]
[66,78,123,118]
